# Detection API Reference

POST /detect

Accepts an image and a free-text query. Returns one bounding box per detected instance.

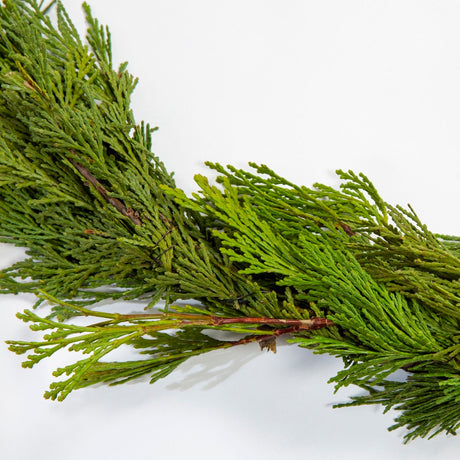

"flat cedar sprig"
[0,0,459,443]
[8,292,333,401]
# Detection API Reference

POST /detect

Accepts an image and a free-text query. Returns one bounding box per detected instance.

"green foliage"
[8,301,236,401]
[0,0,179,307]
[0,0,459,443]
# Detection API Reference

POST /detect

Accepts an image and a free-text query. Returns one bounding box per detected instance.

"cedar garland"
[0,0,459,442]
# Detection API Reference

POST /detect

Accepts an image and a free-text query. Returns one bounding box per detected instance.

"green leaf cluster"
[0,0,459,443]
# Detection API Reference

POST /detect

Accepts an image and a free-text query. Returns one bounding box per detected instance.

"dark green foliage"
[0,0,459,443]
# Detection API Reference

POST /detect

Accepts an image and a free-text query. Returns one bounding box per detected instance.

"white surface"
[1,0,460,458]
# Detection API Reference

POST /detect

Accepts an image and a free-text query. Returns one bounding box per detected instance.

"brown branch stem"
[229,325,303,346]
[107,311,334,331]
[227,321,335,353]
[208,315,334,330]
[71,158,142,225]
[87,310,335,354]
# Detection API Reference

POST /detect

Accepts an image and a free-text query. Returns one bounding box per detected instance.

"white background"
[1,0,460,458]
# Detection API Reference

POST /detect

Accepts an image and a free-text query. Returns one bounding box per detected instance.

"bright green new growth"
[0,0,459,443]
